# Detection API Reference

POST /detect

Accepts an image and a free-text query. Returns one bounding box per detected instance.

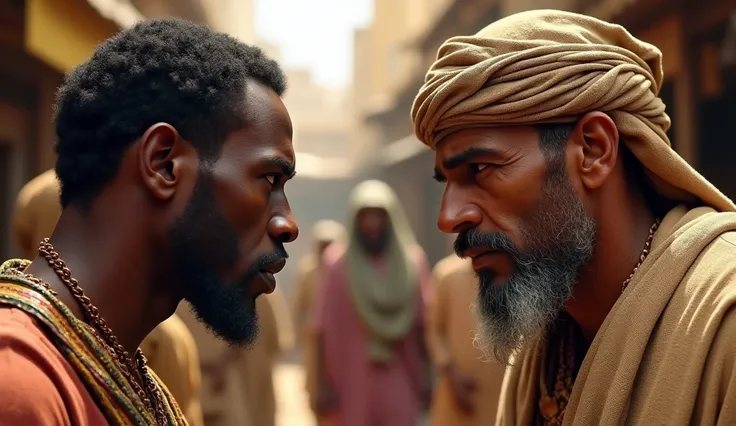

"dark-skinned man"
[0,18,298,426]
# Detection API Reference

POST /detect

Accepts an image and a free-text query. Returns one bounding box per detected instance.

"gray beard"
[469,167,596,364]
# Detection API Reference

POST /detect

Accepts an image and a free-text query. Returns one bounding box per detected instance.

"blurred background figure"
[12,168,204,426]
[177,300,249,426]
[426,254,506,426]
[291,220,345,424]
[12,169,60,260]
[178,285,293,426]
[140,314,205,426]
[313,180,431,426]
[241,287,295,426]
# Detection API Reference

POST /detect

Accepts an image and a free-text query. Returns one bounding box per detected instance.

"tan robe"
[290,254,321,407]
[177,302,250,426]
[140,314,204,426]
[13,170,204,426]
[426,254,505,426]
[12,169,61,259]
[497,206,736,425]
[240,287,294,426]
[178,286,293,426]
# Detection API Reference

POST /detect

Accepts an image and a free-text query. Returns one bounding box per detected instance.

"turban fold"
[411,9,735,212]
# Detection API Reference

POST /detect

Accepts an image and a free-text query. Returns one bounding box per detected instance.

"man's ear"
[571,112,619,191]
[137,123,192,201]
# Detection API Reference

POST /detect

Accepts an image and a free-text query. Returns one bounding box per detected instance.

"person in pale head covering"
[412,10,736,426]
[313,180,432,426]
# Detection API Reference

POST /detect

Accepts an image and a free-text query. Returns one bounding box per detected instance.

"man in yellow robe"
[12,169,62,260]
[411,10,736,425]
[291,219,345,422]
[179,285,293,426]
[241,286,294,426]
[426,254,505,426]
[13,169,204,426]
[140,314,204,426]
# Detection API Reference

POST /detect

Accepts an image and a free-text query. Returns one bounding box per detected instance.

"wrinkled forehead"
[434,126,541,168]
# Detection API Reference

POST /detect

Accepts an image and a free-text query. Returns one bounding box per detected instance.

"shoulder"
[16,170,59,208]
[432,254,464,276]
[0,307,79,424]
[144,314,197,357]
[432,254,472,284]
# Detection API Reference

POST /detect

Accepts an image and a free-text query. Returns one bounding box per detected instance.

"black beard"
[169,170,286,347]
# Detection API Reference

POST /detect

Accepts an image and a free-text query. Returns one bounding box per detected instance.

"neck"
[24,207,179,354]
[566,198,656,343]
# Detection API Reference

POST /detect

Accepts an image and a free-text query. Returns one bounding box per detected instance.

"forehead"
[434,126,540,166]
[219,80,295,166]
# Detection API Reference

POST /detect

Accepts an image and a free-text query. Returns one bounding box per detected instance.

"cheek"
[479,164,548,235]
[216,178,271,244]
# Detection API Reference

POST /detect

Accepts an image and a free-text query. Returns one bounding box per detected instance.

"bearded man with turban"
[412,9,736,426]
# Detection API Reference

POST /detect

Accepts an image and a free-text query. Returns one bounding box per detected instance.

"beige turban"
[411,9,735,212]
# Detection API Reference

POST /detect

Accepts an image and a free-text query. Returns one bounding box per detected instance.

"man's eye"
[265,174,279,186]
[469,164,490,174]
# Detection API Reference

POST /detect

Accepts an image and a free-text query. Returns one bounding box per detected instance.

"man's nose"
[269,211,299,243]
[437,186,482,234]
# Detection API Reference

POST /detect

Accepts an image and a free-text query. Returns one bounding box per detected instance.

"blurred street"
[1,1,735,426]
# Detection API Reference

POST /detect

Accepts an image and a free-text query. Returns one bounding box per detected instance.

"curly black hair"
[53,18,287,208]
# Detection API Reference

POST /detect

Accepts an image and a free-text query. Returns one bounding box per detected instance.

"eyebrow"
[433,147,506,182]
[267,157,297,179]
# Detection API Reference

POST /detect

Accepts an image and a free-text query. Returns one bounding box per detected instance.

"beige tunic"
[178,286,293,426]
[176,302,250,426]
[140,314,204,426]
[290,254,321,406]
[240,287,294,426]
[426,255,506,426]
[12,169,61,259]
[497,206,736,425]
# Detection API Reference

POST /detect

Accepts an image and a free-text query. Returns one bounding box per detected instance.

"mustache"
[454,229,521,258]
[253,244,289,269]
[238,245,289,284]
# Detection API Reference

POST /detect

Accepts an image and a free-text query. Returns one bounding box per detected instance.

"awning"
[25,0,143,73]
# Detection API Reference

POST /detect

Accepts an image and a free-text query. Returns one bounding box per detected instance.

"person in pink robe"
[313,180,432,426]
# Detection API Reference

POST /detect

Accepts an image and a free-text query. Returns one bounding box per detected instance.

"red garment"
[314,244,431,426]
[0,307,108,425]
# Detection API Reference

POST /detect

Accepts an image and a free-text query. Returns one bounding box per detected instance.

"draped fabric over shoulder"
[0,260,187,425]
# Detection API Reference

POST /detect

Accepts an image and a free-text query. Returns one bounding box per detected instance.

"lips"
[460,248,502,271]
[256,258,286,295]
[261,258,286,275]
